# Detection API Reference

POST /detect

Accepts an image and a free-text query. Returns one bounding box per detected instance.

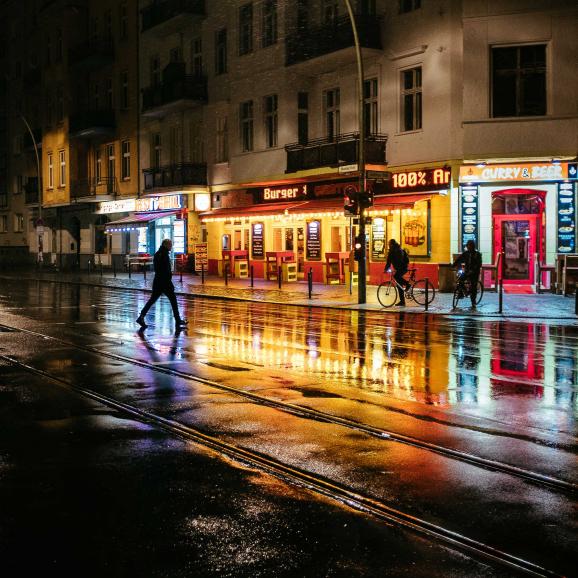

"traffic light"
[354,234,365,262]
[358,185,374,208]
[344,185,358,216]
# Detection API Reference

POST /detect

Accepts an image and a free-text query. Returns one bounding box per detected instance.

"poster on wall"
[401,200,430,258]
[306,220,322,260]
[371,217,387,261]
[251,222,264,259]
[460,185,479,250]
[193,242,208,272]
[557,183,576,254]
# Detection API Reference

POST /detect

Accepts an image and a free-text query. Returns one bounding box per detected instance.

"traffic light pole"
[344,0,366,303]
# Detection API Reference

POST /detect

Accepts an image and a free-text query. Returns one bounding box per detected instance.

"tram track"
[0,320,576,496]
[0,351,566,578]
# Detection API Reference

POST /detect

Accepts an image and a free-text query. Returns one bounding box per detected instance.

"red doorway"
[492,189,545,285]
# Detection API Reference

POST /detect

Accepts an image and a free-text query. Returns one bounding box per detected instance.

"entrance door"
[493,215,539,284]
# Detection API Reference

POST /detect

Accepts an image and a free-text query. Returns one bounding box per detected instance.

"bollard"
[498,279,503,314]
[425,277,429,312]
[113,260,116,278]
[250,265,254,288]
[128,264,131,279]
[278,266,282,289]
[201,263,205,284]
[143,265,147,281]
[308,268,313,299]
[87,260,92,276]
[224,262,229,286]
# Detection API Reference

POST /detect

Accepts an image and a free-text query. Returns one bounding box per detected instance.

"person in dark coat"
[453,239,483,308]
[136,239,187,328]
[385,239,409,306]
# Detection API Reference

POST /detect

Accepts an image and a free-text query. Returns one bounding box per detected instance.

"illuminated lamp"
[194,193,211,212]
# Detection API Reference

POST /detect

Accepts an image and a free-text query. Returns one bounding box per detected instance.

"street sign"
[366,171,390,181]
[339,164,358,174]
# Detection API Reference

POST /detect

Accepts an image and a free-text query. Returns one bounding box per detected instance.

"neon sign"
[261,184,307,202]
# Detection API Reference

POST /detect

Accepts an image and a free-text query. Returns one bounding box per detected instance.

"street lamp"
[343,0,367,303]
[21,115,43,265]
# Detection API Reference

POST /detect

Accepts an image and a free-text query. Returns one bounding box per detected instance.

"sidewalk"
[6,266,577,322]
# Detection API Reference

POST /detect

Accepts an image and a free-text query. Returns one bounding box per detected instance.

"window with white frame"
[58,150,66,186]
[120,71,129,109]
[216,117,229,162]
[364,78,378,135]
[264,94,278,148]
[191,37,203,76]
[107,144,115,180]
[121,140,130,179]
[324,88,340,140]
[262,0,277,47]
[48,152,54,188]
[401,67,422,131]
[0,215,7,232]
[240,100,254,152]
[14,213,24,232]
[239,3,253,56]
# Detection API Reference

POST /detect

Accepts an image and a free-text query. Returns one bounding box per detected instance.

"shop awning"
[200,193,434,221]
[105,210,180,232]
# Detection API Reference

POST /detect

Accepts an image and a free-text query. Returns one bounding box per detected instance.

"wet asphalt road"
[0,278,576,577]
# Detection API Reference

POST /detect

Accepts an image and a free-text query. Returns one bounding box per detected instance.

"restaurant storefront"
[458,162,577,288]
[201,166,453,286]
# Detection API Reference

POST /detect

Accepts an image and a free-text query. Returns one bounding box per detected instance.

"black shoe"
[136,317,148,328]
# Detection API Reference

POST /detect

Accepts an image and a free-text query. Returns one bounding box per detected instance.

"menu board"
[557,183,576,254]
[193,242,208,272]
[460,185,479,249]
[251,222,264,259]
[306,220,322,260]
[371,217,387,261]
[172,220,186,254]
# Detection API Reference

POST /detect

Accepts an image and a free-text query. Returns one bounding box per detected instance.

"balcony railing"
[142,71,207,113]
[71,177,117,200]
[68,40,115,70]
[69,110,116,138]
[143,163,207,191]
[286,14,382,66]
[25,178,39,204]
[285,132,387,173]
[141,0,205,33]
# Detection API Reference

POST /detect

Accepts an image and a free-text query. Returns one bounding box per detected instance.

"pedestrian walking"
[136,239,187,328]
[453,240,483,309]
[385,239,410,306]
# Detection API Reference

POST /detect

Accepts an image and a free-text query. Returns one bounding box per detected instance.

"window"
[106,77,113,109]
[215,29,227,75]
[16,175,24,194]
[107,144,115,180]
[170,126,182,163]
[216,117,229,163]
[240,100,254,152]
[191,38,203,76]
[121,141,130,179]
[120,71,129,109]
[169,46,182,63]
[264,94,278,148]
[401,67,422,131]
[151,133,162,168]
[364,78,378,135]
[492,44,546,117]
[297,0,308,33]
[0,215,7,232]
[324,88,340,140]
[14,213,24,233]
[150,55,160,86]
[190,123,205,163]
[298,92,309,145]
[56,85,64,123]
[239,3,253,55]
[48,152,54,188]
[58,150,66,186]
[0,192,8,209]
[400,0,421,13]
[322,0,338,23]
[262,0,277,47]
[119,2,128,40]
[95,148,102,182]
[104,10,112,44]
[359,0,377,15]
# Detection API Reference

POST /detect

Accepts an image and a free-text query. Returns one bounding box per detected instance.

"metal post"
[143,265,147,281]
[308,268,313,299]
[87,260,91,276]
[113,260,116,278]
[498,279,503,314]
[128,263,131,279]
[201,263,205,284]
[250,265,254,287]
[99,262,103,277]
[425,278,429,312]
[278,265,282,289]
[224,262,229,286]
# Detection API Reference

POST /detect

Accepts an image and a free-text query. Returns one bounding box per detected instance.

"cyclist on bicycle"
[385,239,410,306]
[453,240,482,309]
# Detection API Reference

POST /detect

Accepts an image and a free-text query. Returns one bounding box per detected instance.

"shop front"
[201,169,452,286]
[459,162,578,290]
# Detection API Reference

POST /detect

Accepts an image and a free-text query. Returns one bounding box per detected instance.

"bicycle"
[452,269,484,309]
[377,267,435,308]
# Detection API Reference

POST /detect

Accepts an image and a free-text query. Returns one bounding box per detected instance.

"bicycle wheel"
[377,281,398,308]
[475,281,484,305]
[452,286,463,309]
[412,279,435,306]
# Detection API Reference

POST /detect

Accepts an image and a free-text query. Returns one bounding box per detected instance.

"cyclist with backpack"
[385,239,410,306]
[453,240,483,309]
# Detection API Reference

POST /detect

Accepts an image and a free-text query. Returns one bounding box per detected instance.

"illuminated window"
[107,144,115,180]
[400,0,421,13]
[239,3,253,55]
[364,78,378,135]
[121,141,130,180]
[240,100,254,152]
[401,67,422,132]
[58,150,66,187]
[48,152,54,188]
[492,45,546,117]
[324,88,340,140]
[215,29,227,75]
[264,94,278,148]
[262,0,277,47]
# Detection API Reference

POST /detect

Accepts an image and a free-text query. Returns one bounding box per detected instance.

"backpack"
[401,249,410,267]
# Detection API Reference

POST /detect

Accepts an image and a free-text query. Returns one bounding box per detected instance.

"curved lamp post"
[21,115,43,265]
[343,0,367,303]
